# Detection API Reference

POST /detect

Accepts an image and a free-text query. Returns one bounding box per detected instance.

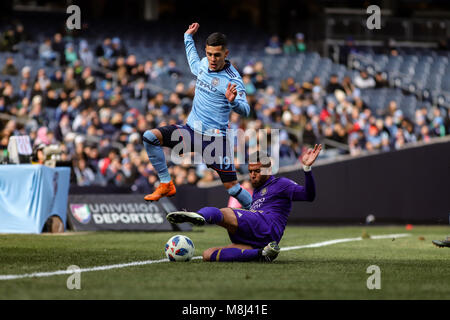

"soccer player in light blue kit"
[142,22,252,209]
[167,145,322,263]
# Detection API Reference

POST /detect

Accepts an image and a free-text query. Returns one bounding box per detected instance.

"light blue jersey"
[184,33,250,136]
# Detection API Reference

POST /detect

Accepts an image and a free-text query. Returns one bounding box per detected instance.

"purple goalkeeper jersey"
[248,171,315,240]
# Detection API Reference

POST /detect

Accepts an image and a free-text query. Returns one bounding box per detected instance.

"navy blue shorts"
[157,124,237,183]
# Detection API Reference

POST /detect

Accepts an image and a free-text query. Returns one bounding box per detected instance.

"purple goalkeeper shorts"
[228,208,282,249]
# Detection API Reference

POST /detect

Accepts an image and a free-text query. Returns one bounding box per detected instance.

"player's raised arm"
[184,22,201,76]
[226,80,250,117]
[286,144,322,202]
[301,144,322,168]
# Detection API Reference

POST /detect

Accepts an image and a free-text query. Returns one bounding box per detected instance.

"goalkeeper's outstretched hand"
[301,144,322,167]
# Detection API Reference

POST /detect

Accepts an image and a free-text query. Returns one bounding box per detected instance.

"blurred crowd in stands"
[0,22,449,192]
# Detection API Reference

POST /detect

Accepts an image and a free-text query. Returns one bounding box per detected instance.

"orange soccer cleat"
[144,181,177,202]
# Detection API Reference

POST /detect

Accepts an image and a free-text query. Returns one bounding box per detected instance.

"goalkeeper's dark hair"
[206,32,227,48]
[248,151,271,167]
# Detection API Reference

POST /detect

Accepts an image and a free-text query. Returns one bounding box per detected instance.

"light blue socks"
[143,130,171,183]
[227,183,252,209]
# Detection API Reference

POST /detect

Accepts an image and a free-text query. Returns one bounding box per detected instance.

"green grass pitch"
[0,225,449,299]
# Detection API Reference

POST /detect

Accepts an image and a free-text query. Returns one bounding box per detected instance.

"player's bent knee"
[220,208,238,228]
[143,129,163,146]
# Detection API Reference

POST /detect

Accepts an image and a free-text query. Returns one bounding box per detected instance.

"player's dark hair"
[206,32,227,48]
[248,151,271,167]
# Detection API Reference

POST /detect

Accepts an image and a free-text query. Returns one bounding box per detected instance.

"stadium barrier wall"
[67,194,191,232]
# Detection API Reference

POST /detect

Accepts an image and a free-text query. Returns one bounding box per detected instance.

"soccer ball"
[165,235,195,262]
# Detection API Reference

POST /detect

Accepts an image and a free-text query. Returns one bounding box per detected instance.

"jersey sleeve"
[184,33,201,76]
[282,172,316,202]
[229,77,250,117]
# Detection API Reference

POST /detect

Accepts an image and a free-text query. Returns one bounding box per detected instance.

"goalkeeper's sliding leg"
[167,207,280,262]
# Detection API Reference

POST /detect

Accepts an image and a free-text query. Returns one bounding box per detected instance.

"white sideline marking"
[0,233,410,281]
[280,233,411,251]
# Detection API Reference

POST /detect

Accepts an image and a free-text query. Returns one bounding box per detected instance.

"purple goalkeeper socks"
[198,207,223,224]
[210,248,261,262]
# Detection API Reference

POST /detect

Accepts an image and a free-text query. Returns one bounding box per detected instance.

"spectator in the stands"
[254,74,268,91]
[0,28,17,52]
[73,157,96,186]
[280,77,299,94]
[20,66,32,86]
[96,38,113,59]
[431,111,446,137]
[243,61,255,77]
[143,60,153,80]
[111,37,127,57]
[302,122,318,147]
[1,57,18,75]
[125,54,138,74]
[36,68,51,91]
[167,59,182,78]
[283,38,297,54]
[394,128,406,150]
[265,35,282,55]
[354,70,376,89]
[45,89,61,109]
[2,82,18,107]
[339,37,357,65]
[253,61,267,80]
[152,57,166,78]
[295,33,306,52]
[243,75,256,96]
[17,82,30,100]
[383,100,398,118]
[13,24,29,44]
[326,74,345,94]
[64,43,78,66]
[50,69,64,90]
[79,40,94,67]
[63,67,78,93]
[310,77,324,103]
[366,125,382,149]
[39,38,57,63]
[79,67,96,90]
[54,114,72,142]
[117,158,139,186]
[52,33,65,65]
[133,79,150,100]
[341,75,355,96]
[375,72,389,88]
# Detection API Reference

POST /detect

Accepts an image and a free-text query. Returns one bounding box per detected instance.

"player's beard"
[251,175,270,189]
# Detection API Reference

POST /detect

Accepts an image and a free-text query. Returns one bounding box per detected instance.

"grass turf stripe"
[0,233,410,281]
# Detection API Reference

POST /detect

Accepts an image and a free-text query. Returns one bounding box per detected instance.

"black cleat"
[166,211,206,226]
[432,237,450,248]
[259,241,280,262]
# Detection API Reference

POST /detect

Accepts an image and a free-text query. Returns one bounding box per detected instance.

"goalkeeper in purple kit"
[167,144,322,262]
